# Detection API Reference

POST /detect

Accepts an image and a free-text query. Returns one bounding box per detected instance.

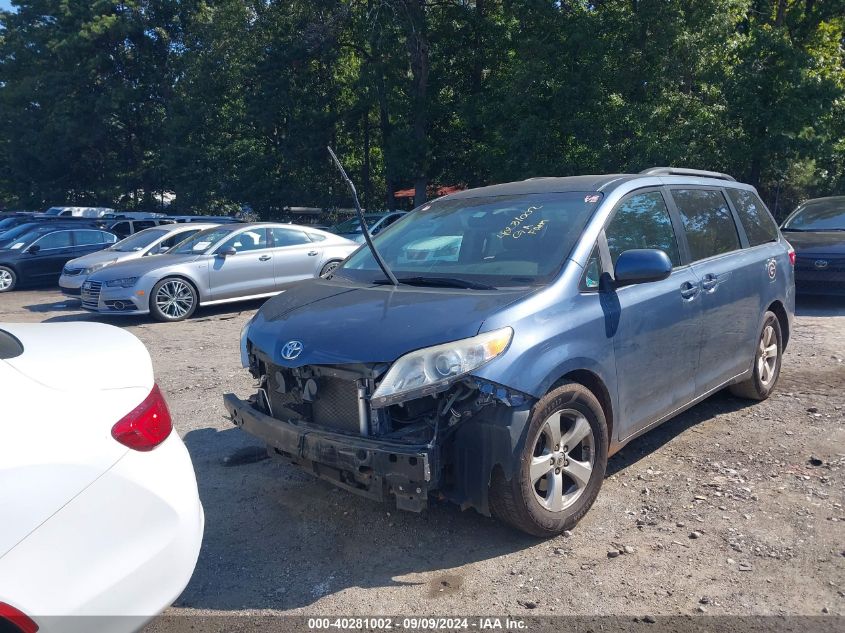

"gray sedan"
[80,223,359,321]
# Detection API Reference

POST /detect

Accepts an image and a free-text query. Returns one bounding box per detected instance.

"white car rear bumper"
[0,433,204,633]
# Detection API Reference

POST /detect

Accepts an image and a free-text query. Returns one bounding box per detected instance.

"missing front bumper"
[223,393,434,512]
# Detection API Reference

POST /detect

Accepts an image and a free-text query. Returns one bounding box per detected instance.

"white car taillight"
[111,384,173,451]
[0,602,38,633]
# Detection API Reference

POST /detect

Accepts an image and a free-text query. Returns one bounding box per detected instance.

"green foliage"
[0,0,842,216]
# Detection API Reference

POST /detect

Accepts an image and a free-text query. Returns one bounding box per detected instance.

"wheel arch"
[767,300,790,349]
[551,369,615,450]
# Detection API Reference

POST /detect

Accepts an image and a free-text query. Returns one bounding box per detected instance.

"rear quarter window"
[726,189,778,246]
[671,189,740,261]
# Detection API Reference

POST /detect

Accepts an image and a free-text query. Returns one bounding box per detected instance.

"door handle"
[258,255,272,261]
[701,274,718,292]
[307,251,318,256]
[680,281,700,300]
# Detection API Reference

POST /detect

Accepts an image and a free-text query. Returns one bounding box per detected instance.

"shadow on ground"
[177,389,753,612]
[29,297,268,325]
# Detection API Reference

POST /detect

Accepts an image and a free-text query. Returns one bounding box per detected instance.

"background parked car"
[329,211,406,243]
[81,223,359,321]
[59,223,219,297]
[0,224,117,292]
[168,215,240,224]
[0,322,203,631]
[780,195,845,296]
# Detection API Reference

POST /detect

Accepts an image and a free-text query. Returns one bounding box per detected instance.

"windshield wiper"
[374,276,496,290]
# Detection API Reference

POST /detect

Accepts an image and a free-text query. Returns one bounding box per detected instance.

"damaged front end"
[224,338,534,515]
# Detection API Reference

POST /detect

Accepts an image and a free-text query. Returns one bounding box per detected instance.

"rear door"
[668,187,757,394]
[208,227,275,300]
[269,227,322,285]
[73,229,115,258]
[602,189,702,439]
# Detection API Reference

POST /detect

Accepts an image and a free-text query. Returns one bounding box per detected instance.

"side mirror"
[218,247,237,258]
[26,244,40,254]
[614,249,672,286]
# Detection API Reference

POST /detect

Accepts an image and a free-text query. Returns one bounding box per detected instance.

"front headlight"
[371,327,513,405]
[84,260,116,275]
[104,276,138,288]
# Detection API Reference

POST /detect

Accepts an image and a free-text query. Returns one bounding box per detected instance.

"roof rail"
[640,167,736,182]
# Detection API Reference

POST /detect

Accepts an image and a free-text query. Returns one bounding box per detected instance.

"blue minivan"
[225,167,795,536]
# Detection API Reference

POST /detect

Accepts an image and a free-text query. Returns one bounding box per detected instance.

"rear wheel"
[490,382,608,537]
[0,266,16,292]
[150,277,198,322]
[729,311,782,400]
[319,260,341,278]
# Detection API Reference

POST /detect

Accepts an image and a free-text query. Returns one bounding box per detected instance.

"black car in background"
[781,196,845,296]
[0,223,117,292]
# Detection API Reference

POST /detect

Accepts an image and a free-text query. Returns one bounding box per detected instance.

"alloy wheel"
[758,324,778,386]
[155,280,194,319]
[0,269,12,291]
[530,408,595,512]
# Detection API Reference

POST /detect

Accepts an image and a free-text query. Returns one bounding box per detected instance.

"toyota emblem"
[281,340,303,360]
[814,259,829,270]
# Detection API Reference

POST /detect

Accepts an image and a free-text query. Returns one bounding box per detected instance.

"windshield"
[0,227,44,250]
[44,207,63,216]
[332,214,386,234]
[783,199,845,231]
[0,224,43,249]
[0,217,25,231]
[335,192,603,288]
[109,228,169,252]
[170,227,233,254]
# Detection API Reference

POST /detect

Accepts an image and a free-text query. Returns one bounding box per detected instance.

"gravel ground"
[2,289,843,623]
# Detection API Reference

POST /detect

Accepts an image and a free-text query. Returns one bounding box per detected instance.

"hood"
[247,278,532,366]
[782,231,845,255]
[87,252,199,281]
[65,249,126,270]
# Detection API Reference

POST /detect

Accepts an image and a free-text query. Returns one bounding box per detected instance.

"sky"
[0,1,13,12]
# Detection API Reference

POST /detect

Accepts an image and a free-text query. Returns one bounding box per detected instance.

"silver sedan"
[80,223,359,321]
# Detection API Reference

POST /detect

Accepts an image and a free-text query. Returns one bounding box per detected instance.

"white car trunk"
[0,323,155,558]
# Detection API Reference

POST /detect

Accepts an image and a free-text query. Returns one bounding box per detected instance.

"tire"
[729,311,783,401]
[490,382,609,537]
[0,266,16,292]
[319,260,341,278]
[149,277,198,322]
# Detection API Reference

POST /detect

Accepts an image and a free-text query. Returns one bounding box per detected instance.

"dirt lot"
[2,289,843,622]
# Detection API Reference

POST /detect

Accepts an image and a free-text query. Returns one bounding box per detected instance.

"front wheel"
[490,382,608,537]
[729,311,782,400]
[319,260,341,278]
[0,266,16,292]
[150,277,198,322]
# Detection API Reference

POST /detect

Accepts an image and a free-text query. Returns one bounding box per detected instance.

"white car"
[59,223,219,297]
[0,322,204,633]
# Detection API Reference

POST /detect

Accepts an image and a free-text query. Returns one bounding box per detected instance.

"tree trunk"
[404,0,430,207]
[362,108,371,211]
[376,70,396,210]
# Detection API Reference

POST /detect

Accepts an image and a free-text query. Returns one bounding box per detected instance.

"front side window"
[218,228,269,253]
[726,189,778,246]
[33,230,72,250]
[782,199,845,232]
[111,222,131,236]
[134,221,157,231]
[605,191,680,267]
[269,227,310,247]
[672,189,740,261]
[336,192,604,287]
